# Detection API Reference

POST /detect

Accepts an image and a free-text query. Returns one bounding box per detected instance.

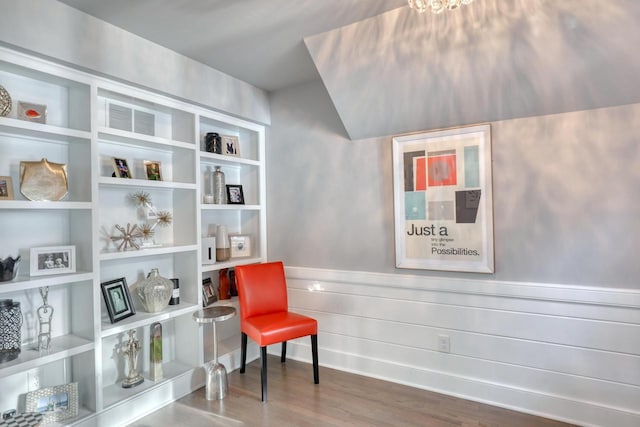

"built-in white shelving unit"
[0,46,266,426]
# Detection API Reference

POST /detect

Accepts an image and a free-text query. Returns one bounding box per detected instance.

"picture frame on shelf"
[112,157,133,178]
[221,135,240,157]
[0,176,14,200]
[30,245,76,276]
[143,160,162,181]
[101,277,136,323]
[226,184,245,205]
[202,277,217,307]
[25,382,78,424]
[17,101,46,124]
[230,234,252,258]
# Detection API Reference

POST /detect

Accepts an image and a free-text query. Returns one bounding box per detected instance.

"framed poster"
[392,124,494,273]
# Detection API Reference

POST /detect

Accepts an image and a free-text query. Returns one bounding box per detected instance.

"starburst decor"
[126,192,173,246]
[139,223,155,240]
[111,223,142,251]
[130,191,152,207]
[156,211,173,227]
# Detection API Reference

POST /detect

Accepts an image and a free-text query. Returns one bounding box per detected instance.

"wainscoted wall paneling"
[274,267,640,427]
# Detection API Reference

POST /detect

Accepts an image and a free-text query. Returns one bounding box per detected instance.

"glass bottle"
[213,166,226,204]
[215,225,231,262]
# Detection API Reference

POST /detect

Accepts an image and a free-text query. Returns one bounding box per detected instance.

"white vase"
[216,225,231,262]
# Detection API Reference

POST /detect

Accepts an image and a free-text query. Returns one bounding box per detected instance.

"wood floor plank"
[128,355,576,427]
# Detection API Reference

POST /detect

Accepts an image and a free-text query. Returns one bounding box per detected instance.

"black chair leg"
[240,333,247,374]
[261,346,268,402]
[311,334,319,384]
[281,341,287,363]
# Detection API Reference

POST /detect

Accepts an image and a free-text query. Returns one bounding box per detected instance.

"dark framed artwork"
[226,184,244,205]
[202,277,217,307]
[101,277,136,323]
[112,157,132,178]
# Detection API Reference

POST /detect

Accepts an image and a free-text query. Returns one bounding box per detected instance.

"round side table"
[193,305,236,400]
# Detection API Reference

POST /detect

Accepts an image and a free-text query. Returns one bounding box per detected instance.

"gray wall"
[0,0,270,125]
[267,79,640,289]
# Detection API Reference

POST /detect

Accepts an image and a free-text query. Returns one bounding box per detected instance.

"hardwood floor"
[128,355,576,427]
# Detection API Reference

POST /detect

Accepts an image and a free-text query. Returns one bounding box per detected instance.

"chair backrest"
[235,261,288,320]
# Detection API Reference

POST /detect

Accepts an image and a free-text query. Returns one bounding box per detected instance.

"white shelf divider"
[98,127,196,151]
[201,257,262,273]
[101,360,193,409]
[98,177,197,190]
[0,271,94,295]
[0,117,91,141]
[198,152,260,167]
[0,335,94,379]
[0,201,92,210]
[99,244,198,262]
[100,303,200,338]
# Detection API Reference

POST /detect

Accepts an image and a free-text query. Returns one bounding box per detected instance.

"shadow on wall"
[305,0,640,140]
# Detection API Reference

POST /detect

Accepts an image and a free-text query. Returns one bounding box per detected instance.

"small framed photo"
[226,184,245,205]
[230,234,252,258]
[30,246,76,276]
[202,277,217,307]
[101,277,136,323]
[112,157,133,178]
[0,176,14,200]
[18,101,47,124]
[221,135,240,157]
[26,382,78,424]
[143,160,162,181]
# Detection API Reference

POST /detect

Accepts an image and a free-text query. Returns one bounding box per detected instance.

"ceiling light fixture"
[408,0,474,14]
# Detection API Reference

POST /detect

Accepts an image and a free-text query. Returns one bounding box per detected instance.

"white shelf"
[59,406,95,426]
[0,271,94,294]
[0,117,91,142]
[100,302,200,338]
[200,204,261,211]
[199,151,260,167]
[211,296,239,308]
[98,127,195,151]
[201,257,262,272]
[102,360,193,409]
[0,201,92,210]
[98,176,197,190]
[99,244,198,261]
[0,335,94,379]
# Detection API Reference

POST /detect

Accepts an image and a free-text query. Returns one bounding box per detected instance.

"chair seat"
[242,312,317,347]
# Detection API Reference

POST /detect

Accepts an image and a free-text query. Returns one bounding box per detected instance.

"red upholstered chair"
[235,261,319,402]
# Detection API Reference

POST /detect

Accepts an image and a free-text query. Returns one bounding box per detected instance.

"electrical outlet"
[437,334,450,353]
[28,371,40,391]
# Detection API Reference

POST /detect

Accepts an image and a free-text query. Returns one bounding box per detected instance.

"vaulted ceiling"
[57,0,640,139]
